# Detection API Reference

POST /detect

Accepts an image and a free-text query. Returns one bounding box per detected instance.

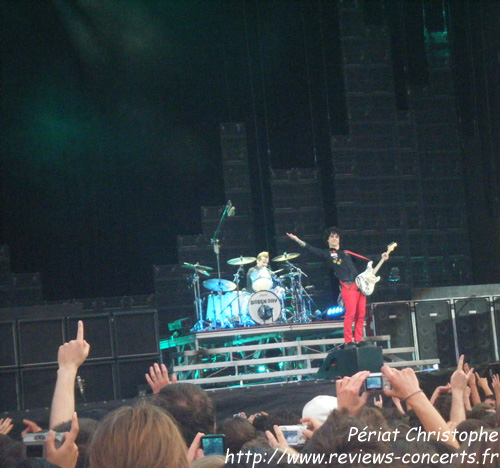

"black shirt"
[304,243,365,284]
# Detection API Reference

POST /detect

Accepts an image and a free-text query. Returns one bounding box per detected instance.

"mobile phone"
[201,434,226,456]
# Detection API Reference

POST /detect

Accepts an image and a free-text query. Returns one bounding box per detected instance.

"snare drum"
[250,267,273,291]
[248,290,282,325]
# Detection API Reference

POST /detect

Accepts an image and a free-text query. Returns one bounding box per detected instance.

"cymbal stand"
[286,261,311,322]
[232,264,251,327]
[190,270,207,331]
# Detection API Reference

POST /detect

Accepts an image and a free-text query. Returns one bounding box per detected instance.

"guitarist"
[287,227,388,346]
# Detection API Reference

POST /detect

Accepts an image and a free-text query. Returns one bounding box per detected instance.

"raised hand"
[145,363,177,394]
[0,418,13,435]
[286,232,304,246]
[21,419,43,437]
[58,320,90,371]
[336,370,371,416]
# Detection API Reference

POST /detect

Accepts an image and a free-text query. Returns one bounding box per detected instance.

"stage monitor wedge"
[317,345,383,379]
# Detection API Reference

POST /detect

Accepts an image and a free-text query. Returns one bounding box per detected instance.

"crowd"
[1,321,500,468]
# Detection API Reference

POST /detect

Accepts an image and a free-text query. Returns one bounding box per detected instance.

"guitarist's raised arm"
[286,232,327,259]
[286,232,305,247]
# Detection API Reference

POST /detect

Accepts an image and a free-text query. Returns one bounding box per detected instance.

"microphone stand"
[211,201,232,280]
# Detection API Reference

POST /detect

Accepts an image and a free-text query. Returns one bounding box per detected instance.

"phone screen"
[202,435,225,455]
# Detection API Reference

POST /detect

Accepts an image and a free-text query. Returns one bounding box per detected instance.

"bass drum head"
[248,291,282,325]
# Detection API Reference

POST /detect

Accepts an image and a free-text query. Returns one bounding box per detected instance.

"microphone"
[76,375,86,401]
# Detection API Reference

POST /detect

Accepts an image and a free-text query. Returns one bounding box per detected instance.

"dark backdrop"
[1,0,344,300]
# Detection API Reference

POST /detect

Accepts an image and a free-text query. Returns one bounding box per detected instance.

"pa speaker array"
[0,310,160,412]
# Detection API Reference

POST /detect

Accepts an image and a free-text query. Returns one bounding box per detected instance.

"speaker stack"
[369,291,500,370]
[0,309,160,412]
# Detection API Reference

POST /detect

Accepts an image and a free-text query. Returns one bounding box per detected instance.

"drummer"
[246,251,272,293]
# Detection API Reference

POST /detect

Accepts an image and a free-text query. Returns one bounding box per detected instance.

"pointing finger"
[77,320,84,341]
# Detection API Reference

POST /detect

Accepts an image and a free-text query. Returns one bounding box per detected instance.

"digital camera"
[201,434,226,456]
[364,372,391,391]
[278,424,307,446]
[23,432,64,458]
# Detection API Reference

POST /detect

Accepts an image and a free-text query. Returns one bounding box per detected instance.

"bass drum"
[205,291,250,327]
[248,291,282,325]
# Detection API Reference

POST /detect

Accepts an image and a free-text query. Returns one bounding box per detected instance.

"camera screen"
[25,444,44,458]
[282,430,301,444]
[366,376,383,390]
[202,436,224,456]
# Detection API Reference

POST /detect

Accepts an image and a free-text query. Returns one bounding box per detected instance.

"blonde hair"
[191,455,226,468]
[88,401,189,468]
[256,251,269,261]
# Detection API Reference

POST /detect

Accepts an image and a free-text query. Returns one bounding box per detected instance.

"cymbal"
[227,256,256,266]
[203,278,236,292]
[272,253,300,262]
[280,272,300,279]
[182,262,213,271]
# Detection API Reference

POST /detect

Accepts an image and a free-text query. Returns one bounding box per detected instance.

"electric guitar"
[355,242,397,296]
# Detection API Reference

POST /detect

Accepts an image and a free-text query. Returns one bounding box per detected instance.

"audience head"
[302,409,393,468]
[0,434,24,467]
[54,417,99,468]
[302,395,337,423]
[218,416,256,454]
[88,400,188,468]
[252,410,300,437]
[152,382,216,445]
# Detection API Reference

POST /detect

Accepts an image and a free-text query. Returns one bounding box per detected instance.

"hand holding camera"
[24,412,79,468]
[278,424,308,446]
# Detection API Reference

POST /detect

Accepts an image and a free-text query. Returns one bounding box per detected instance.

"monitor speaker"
[317,345,383,379]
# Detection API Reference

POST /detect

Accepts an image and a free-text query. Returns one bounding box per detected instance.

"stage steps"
[160,321,439,387]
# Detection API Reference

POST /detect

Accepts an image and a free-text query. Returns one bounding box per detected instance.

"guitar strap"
[344,250,371,262]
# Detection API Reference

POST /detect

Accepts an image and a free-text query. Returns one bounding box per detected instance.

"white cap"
[302,395,338,423]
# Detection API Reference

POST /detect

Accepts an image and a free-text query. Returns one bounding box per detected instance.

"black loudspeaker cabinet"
[113,310,159,358]
[21,365,58,410]
[18,318,65,366]
[0,369,19,411]
[414,300,457,369]
[0,321,17,368]
[317,345,383,379]
[77,361,116,403]
[66,314,113,360]
[116,357,159,399]
[371,302,414,360]
[494,297,500,359]
[454,297,495,365]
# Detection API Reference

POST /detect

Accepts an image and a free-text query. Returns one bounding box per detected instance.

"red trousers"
[341,282,366,342]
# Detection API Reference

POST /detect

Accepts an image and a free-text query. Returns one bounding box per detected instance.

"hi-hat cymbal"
[272,253,300,262]
[203,278,236,292]
[182,262,213,271]
[227,256,256,266]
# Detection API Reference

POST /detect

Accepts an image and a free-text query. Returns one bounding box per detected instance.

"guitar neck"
[372,257,386,276]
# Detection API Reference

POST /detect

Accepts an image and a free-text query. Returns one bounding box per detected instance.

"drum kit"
[185,252,315,331]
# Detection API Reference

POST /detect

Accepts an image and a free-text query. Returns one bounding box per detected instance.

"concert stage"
[160,320,439,388]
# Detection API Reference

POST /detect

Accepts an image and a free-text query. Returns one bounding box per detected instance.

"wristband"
[401,389,424,403]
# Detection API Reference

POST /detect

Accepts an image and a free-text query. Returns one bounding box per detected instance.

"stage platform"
[159,321,439,387]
